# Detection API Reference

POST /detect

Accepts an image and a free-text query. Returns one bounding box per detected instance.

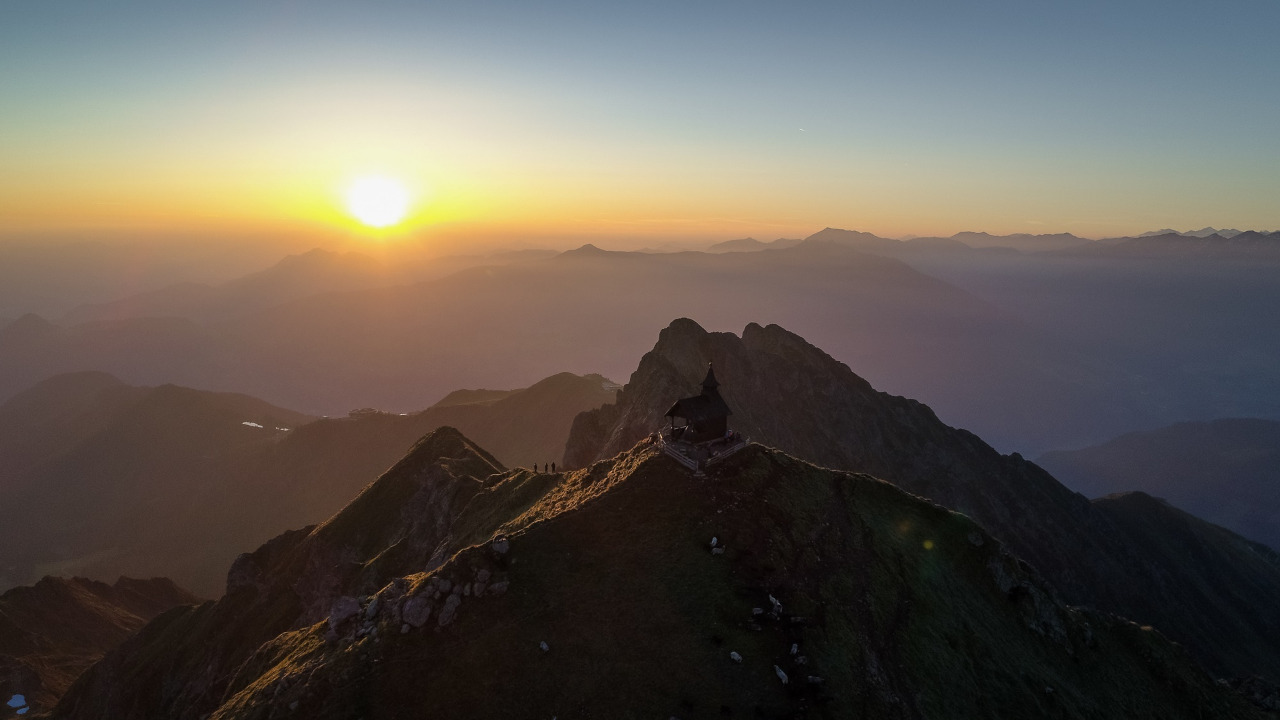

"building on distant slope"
[657,363,746,474]
[665,363,732,443]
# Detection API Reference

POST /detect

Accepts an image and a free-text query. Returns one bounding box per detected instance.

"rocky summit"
[565,318,1280,683]
[51,427,1269,719]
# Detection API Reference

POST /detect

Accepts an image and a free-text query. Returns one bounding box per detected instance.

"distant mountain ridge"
[1139,227,1244,238]
[1038,418,1280,550]
[707,227,1092,254]
[49,428,1272,719]
[5,229,1280,458]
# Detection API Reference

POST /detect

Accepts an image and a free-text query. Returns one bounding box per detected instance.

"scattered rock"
[402,595,432,628]
[752,608,764,616]
[796,656,807,665]
[492,538,510,555]
[710,537,718,548]
[289,700,299,711]
[790,643,798,655]
[327,597,362,633]
[400,624,410,635]
[807,676,824,685]
[774,665,789,685]
[968,531,985,547]
[487,580,510,596]
[540,641,550,652]
[729,651,742,663]
[364,597,380,620]
[711,547,725,556]
[437,594,462,627]
[476,568,492,583]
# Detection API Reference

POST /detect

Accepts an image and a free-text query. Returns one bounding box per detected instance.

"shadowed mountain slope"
[564,319,1280,681]
[61,248,392,325]
[1090,490,1280,677]
[0,576,199,715]
[52,429,1268,719]
[0,372,311,593]
[1038,418,1280,550]
[0,371,611,596]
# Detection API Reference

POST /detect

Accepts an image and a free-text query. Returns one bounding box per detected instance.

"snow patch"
[241,421,264,428]
[7,695,25,708]
[275,427,290,431]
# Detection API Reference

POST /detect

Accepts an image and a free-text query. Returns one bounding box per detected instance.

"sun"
[345,175,411,228]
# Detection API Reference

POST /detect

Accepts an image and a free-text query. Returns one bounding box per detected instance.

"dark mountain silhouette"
[1038,418,1280,549]
[0,576,199,715]
[1139,227,1244,238]
[59,246,565,325]
[0,238,305,320]
[50,428,1269,719]
[565,319,1280,681]
[1078,230,1280,257]
[0,371,612,596]
[705,237,802,252]
[943,231,1090,252]
[799,227,1091,254]
[61,248,391,324]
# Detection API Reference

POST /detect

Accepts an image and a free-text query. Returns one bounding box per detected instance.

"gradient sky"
[2,0,1277,245]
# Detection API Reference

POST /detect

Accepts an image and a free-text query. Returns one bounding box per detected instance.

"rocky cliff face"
[564,318,1280,682]
[50,429,1269,719]
[0,576,199,715]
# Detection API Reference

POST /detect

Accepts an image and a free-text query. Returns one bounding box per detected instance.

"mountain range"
[0,371,614,596]
[1038,418,1280,550]
[8,226,1280,462]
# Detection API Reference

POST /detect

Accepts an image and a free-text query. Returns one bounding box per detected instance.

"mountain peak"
[564,318,1280,684]
[559,243,608,257]
[0,313,56,345]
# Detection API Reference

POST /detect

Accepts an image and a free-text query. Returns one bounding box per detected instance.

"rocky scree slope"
[52,428,1270,719]
[564,318,1280,682]
[0,576,199,716]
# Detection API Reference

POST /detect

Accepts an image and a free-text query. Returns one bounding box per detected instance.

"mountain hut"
[664,363,732,443]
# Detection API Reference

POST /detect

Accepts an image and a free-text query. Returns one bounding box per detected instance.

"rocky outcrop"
[564,318,1280,682]
[0,576,200,715]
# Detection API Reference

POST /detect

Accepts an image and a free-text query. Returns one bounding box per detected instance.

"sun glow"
[345,175,411,228]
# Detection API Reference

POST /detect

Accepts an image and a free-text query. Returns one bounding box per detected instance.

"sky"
[2,0,1278,247]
